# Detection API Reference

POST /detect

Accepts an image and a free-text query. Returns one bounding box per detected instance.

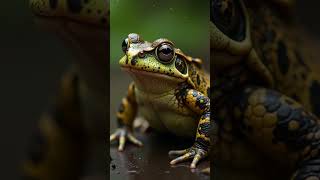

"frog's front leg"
[235,87,320,180]
[169,89,214,169]
[110,82,142,151]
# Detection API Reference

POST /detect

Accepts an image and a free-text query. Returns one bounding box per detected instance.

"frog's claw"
[110,128,143,151]
[169,146,208,168]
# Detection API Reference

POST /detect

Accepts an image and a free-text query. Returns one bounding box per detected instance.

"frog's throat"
[121,67,185,94]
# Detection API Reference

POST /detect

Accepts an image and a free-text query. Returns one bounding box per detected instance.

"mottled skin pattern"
[24,0,108,179]
[212,0,320,179]
[110,34,211,169]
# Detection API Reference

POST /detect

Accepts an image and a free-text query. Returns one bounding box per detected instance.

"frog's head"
[119,33,202,94]
[29,0,108,26]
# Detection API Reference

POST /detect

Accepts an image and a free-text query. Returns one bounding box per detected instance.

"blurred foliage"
[110,0,209,67]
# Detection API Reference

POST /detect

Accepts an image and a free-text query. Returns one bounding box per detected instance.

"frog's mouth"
[121,67,185,94]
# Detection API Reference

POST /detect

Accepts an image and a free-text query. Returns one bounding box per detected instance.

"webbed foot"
[110,127,143,151]
[169,146,208,168]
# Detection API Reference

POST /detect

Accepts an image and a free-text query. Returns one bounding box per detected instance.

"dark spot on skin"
[277,41,290,75]
[111,164,116,170]
[277,103,292,121]
[196,96,209,110]
[198,122,210,135]
[67,0,83,13]
[195,137,210,151]
[131,58,138,65]
[264,90,281,112]
[49,0,58,9]
[158,67,160,69]
[27,131,46,165]
[310,81,320,117]
[273,108,312,151]
[197,74,201,85]
[175,86,189,106]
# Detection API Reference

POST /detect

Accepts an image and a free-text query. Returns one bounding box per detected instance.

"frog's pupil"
[122,38,128,53]
[175,57,187,74]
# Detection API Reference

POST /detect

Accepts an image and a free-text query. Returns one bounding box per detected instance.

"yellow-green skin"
[212,0,320,180]
[110,34,211,169]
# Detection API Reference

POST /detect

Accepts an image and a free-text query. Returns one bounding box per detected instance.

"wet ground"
[109,68,210,180]
[110,131,210,180]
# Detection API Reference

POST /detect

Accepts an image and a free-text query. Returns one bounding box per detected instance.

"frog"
[23,0,109,179]
[109,33,211,169]
[211,0,320,179]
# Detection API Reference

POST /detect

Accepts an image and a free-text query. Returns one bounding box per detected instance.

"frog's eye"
[122,38,129,53]
[156,43,175,64]
[211,0,246,41]
[175,56,187,74]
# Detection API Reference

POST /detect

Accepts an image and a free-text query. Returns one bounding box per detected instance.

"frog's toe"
[168,149,188,156]
[127,133,143,146]
[169,151,194,165]
[169,147,207,168]
[110,128,143,151]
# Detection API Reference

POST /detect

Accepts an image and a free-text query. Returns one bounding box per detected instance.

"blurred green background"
[110,0,210,67]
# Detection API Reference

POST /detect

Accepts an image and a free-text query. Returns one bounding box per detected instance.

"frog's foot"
[201,167,210,174]
[169,146,208,168]
[133,117,150,133]
[110,128,143,151]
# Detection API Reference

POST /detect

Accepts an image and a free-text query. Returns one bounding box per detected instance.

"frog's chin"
[121,67,185,94]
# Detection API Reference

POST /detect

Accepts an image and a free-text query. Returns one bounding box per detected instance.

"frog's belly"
[136,91,198,137]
